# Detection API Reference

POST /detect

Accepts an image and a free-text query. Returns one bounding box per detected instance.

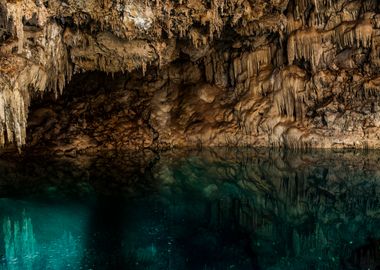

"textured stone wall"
[0,0,379,152]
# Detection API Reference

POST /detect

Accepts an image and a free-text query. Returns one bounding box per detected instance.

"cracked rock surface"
[0,0,380,152]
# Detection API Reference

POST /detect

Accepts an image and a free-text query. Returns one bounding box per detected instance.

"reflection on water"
[0,200,88,270]
[2,214,36,270]
[0,148,379,269]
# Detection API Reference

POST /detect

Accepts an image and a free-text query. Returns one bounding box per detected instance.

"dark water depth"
[0,148,379,270]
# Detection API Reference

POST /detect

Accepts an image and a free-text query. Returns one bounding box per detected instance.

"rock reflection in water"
[2,214,36,270]
[0,148,378,269]
[0,200,88,270]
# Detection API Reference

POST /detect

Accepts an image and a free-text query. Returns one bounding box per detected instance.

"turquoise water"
[0,149,379,269]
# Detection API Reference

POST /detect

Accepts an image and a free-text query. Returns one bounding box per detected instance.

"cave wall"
[0,0,380,152]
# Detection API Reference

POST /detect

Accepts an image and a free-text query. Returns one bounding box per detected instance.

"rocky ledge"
[0,0,380,153]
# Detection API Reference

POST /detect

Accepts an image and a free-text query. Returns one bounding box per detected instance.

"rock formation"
[0,0,379,153]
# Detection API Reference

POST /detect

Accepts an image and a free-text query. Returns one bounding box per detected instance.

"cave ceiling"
[0,0,379,152]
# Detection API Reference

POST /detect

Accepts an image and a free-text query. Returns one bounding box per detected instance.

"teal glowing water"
[0,149,379,269]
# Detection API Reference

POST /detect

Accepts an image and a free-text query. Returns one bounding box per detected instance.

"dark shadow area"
[348,239,380,270]
[83,195,128,270]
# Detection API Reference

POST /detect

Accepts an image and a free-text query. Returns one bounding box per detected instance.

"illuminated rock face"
[0,0,380,151]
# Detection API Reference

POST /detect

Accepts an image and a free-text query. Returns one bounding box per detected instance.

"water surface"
[0,148,379,269]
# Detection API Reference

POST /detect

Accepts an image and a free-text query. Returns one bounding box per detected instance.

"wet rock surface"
[0,0,379,151]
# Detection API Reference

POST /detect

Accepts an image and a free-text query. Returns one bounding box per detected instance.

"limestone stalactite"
[0,0,379,152]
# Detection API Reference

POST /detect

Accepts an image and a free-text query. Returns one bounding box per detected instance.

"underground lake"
[0,148,378,270]
[1,0,380,269]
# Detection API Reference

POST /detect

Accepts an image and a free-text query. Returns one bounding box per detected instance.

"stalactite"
[6,1,23,53]
[286,14,303,35]
[163,0,173,38]
[0,0,379,151]
[288,29,333,71]
[293,0,335,20]
[273,67,307,121]
[210,0,224,39]
[246,47,272,78]
[335,19,374,49]
[199,0,224,41]
[232,46,273,92]
[293,0,309,21]
[288,16,375,73]
[203,51,228,88]
[0,86,27,148]
[0,21,72,149]
[353,20,373,48]
[363,77,380,99]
